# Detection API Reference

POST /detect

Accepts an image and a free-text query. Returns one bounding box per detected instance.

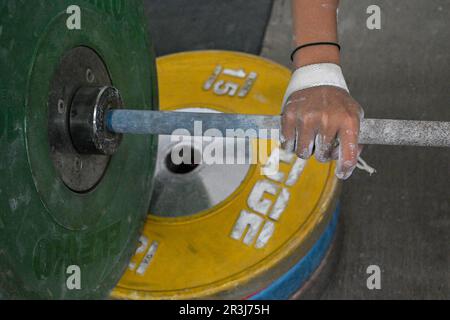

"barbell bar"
[106,109,450,148]
[69,86,450,157]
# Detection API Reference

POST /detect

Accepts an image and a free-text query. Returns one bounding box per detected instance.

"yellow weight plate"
[112,51,341,299]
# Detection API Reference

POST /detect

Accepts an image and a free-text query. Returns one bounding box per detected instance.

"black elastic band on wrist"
[290,42,341,62]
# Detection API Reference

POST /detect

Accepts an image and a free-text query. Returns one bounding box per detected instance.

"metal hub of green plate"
[0,0,158,299]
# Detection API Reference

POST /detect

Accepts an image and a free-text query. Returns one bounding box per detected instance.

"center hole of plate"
[149,107,253,218]
[165,146,201,175]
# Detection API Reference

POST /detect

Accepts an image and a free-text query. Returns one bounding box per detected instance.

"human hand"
[281,85,364,180]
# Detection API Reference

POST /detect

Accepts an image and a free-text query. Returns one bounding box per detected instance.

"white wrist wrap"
[282,63,349,107]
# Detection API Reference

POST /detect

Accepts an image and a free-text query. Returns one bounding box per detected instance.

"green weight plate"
[0,0,158,299]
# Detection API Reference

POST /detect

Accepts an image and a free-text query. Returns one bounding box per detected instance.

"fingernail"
[299,148,310,159]
[343,167,356,180]
[335,165,356,180]
[299,140,314,159]
[284,139,296,152]
[335,171,346,180]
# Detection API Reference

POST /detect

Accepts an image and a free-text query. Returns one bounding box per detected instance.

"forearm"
[291,0,340,67]
[284,1,363,181]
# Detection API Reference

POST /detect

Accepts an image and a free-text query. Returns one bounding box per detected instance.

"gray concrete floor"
[144,0,273,56]
[262,0,449,299]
